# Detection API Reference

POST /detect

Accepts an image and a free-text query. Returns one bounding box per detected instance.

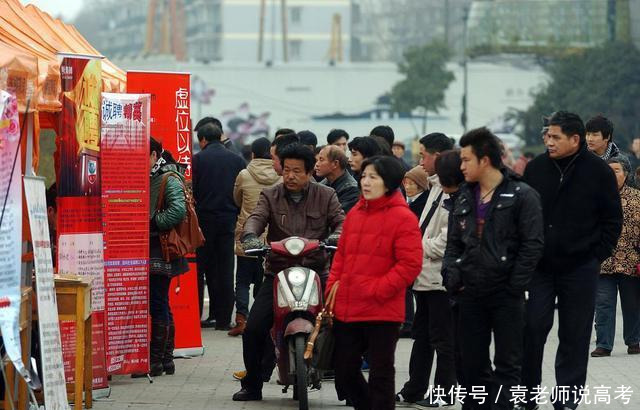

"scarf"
[150,155,167,176]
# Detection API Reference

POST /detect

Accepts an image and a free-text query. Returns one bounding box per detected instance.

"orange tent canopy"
[0,41,39,112]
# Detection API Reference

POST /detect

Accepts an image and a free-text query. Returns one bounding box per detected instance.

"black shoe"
[514,405,539,410]
[215,324,232,331]
[232,388,262,401]
[200,317,217,328]
[396,392,418,405]
[414,397,454,408]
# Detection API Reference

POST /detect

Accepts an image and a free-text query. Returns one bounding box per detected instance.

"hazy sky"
[21,0,84,21]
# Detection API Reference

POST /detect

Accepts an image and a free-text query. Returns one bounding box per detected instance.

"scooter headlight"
[287,268,306,286]
[284,237,305,256]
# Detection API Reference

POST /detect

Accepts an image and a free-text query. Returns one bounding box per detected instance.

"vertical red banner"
[101,93,151,375]
[126,71,203,356]
[56,54,109,389]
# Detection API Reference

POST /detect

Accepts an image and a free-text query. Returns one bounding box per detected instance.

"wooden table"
[53,277,93,409]
[2,287,33,410]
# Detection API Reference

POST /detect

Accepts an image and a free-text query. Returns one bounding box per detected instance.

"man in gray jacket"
[397,133,457,407]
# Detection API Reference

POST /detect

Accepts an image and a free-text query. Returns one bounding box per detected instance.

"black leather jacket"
[444,169,544,297]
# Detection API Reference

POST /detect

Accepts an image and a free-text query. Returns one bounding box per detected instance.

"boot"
[132,321,167,378]
[228,314,247,337]
[163,319,176,375]
[149,320,168,376]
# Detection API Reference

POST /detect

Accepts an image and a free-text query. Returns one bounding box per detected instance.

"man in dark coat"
[315,145,360,213]
[519,111,623,410]
[445,128,544,410]
[193,122,246,330]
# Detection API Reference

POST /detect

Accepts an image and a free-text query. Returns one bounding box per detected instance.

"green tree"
[390,41,455,134]
[516,42,640,148]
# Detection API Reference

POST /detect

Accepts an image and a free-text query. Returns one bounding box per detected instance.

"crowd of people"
[145,110,639,410]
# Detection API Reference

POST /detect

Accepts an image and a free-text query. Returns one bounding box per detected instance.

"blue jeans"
[234,256,264,317]
[594,274,640,350]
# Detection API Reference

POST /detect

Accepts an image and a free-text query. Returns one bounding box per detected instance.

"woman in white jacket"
[397,135,457,408]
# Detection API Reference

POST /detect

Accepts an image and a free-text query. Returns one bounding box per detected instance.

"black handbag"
[304,281,339,371]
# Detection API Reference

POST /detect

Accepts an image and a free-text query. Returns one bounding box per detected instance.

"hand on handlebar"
[242,235,264,252]
[325,233,340,248]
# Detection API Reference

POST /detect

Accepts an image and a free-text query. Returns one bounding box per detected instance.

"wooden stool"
[53,277,93,409]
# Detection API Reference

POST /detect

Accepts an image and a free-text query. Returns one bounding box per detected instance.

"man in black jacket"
[193,122,246,329]
[315,145,360,213]
[519,111,623,410]
[445,128,544,410]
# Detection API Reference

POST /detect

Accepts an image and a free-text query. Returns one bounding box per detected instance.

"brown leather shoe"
[590,347,611,357]
[627,344,640,355]
[228,313,247,337]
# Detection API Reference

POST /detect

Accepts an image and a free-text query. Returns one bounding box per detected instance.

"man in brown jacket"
[233,143,345,402]
[229,137,281,337]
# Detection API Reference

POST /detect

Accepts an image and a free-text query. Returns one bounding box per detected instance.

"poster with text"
[24,176,70,410]
[0,90,32,386]
[56,54,108,389]
[127,71,203,356]
[101,92,151,375]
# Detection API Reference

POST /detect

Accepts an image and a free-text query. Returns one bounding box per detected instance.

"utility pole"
[258,0,266,62]
[461,5,469,133]
[607,0,617,41]
[281,0,289,62]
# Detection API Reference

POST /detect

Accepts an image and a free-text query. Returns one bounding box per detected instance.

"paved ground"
[93,308,639,410]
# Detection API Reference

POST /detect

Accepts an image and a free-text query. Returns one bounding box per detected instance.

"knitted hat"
[404,166,429,191]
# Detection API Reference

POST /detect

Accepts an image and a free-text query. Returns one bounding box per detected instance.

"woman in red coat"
[326,156,423,410]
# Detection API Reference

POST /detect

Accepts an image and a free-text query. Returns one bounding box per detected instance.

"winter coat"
[243,182,344,277]
[413,175,450,292]
[192,140,246,221]
[444,169,544,297]
[601,185,640,276]
[523,144,623,271]
[149,162,189,277]
[326,191,423,323]
[320,171,360,214]
[233,158,281,256]
[408,190,428,219]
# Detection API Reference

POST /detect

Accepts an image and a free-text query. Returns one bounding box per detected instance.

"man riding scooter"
[232,143,345,402]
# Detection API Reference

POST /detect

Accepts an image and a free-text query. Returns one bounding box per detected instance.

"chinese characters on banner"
[0,90,32,387]
[101,93,151,375]
[56,54,109,389]
[127,71,203,356]
[24,176,70,410]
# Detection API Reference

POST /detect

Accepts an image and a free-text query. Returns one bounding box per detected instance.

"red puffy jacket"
[326,190,423,323]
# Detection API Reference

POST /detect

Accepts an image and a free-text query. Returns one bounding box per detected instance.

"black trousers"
[459,291,525,410]
[400,290,456,401]
[334,321,400,410]
[404,287,415,330]
[241,275,275,392]
[196,214,236,326]
[522,259,600,410]
[150,275,173,324]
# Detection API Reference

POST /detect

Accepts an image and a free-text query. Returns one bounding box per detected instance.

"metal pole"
[258,0,266,62]
[281,0,289,62]
[461,6,469,133]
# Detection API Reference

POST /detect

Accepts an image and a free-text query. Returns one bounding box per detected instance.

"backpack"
[156,172,205,262]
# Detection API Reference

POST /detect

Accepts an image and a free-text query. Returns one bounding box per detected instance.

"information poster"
[101,92,151,375]
[56,54,108,389]
[24,176,70,410]
[0,90,31,386]
[127,71,203,356]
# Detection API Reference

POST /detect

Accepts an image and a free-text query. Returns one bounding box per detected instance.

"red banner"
[101,93,151,375]
[126,71,203,355]
[56,54,109,389]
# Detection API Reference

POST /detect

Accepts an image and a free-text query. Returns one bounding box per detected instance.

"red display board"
[127,71,203,356]
[101,93,151,375]
[56,54,109,389]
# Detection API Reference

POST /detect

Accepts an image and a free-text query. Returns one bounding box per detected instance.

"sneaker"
[233,370,246,380]
[590,347,611,357]
[628,344,640,355]
[232,388,262,401]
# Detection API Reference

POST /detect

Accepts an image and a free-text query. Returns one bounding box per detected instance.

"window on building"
[289,40,302,60]
[290,7,302,24]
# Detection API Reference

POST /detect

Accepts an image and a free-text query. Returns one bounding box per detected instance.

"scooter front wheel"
[294,334,309,410]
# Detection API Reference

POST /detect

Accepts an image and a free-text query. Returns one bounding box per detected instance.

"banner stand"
[93,386,111,399]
